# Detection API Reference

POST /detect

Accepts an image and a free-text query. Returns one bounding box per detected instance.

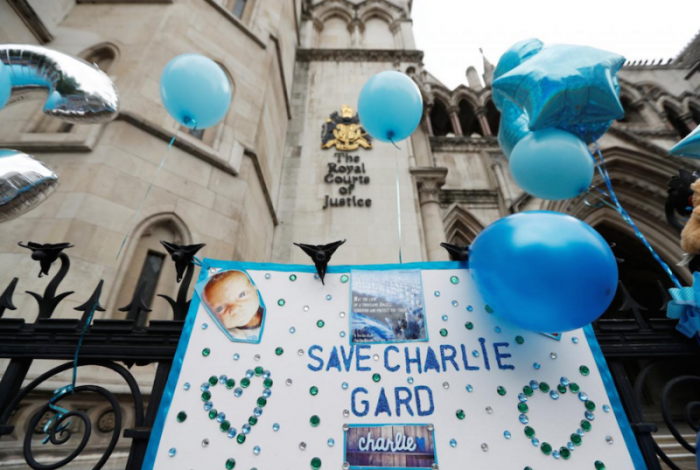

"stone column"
[410,167,449,261]
[349,19,362,48]
[424,106,434,136]
[447,106,463,136]
[475,107,492,136]
[680,112,698,131]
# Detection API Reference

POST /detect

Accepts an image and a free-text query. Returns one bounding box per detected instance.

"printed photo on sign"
[195,269,266,343]
[344,424,437,469]
[350,269,426,344]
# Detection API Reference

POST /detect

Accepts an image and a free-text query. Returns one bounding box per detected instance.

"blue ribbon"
[42,385,73,444]
[591,144,683,290]
[667,271,700,343]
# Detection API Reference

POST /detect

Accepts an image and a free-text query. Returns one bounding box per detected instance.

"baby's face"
[204,271,260,329]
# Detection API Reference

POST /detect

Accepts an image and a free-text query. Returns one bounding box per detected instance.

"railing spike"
[617,281,650,330]
[0,278,18,318]
[118,281,153,326]
[75,280,106,331]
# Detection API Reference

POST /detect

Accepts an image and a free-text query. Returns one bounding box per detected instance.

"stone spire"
[481,48,495,86]
[466,66,483,90]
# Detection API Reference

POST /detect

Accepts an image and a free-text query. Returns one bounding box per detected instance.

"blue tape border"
[583,324,647,469]
[142,260,644,469]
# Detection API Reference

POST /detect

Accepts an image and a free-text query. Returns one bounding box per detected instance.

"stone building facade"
[0,0,699,468]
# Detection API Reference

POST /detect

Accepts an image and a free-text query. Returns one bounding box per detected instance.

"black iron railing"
[0,241,697,470]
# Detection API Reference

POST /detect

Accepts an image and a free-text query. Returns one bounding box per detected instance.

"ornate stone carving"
[410,167,448,205]
[296,48,424,63]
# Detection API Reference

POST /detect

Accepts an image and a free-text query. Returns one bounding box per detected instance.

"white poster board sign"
[143,260,645,470]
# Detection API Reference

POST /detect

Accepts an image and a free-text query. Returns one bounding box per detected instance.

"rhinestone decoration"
[183,382,190,391]
[572,337,579,344]
[303,305,310,312]
[550,352,558,359]
[201,323,208,330]
[504,430,511,439]
[519,414,529,424]
[515,335,525,345]
[539,382,550,393]
[342,382,349,390]
[602,404,611,413]
[273,423,280,431]
[326,295,332,301]
[494,326,501,333]
[253,445,261,455]
[408,377,414,385]
[289,274,297,281]
[328,438,335,447]
[289,327,296,334]
[434,291,441,297]
[467,305,473,312]
[481,443,489,452]
[343,410,350,418]
[340,331,346,338]
[451,301,458,307]
[341,275,349,283]
[550,390,560,400]
[595,461,606,470]
[465,322,474,330]
[485,406,493,414]
[233,353,240,361]
[533,362,541,370]
[450,276,459,284]
[442,315,449,321]
[277,299,286,306]
[472,350,479,357]
[442,382,450,389]
[299,442,307,450]
[578,392,589,401]
[310,386,319,396]
[168,448,176,457]
[310,457,322,469]
[579,365,590,376]
[497,386,507,396]
[560,377,570,386]
[227,428,237,439]
[450,438,457,447]
[202,348,211,357]
[176,411,187,423]
[456,409,465,420]
[373,354,380,361]
[439,329,448,337]
[310,415,321,427]
[265,273,271,279]
[298,349,305,356]
[339,312,346,318]
[466,384,473,392]
[372,373,381,383]
[202,438,210,447]
[225,458,236,469]
[316,320,325,328]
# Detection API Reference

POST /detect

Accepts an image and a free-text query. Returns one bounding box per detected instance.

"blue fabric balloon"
[670,125,700,158]
[493,44,625,142]
[160,54,232,129]
[0,61,13,111]
[498,100,531,159]
[470,211,618,332]
[510,128,594,200]
[492,38,543,110]
[357,71,423,143]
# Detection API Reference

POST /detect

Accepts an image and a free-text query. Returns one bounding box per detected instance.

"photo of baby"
[200,269,265,342]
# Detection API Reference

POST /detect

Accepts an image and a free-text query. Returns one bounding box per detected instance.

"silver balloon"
[0,44,119,124]
[0,150,59,223]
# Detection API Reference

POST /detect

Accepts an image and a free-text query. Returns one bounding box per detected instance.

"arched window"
[31,45,117,134]
[618,96,645,124]
[485,100,500,135]
[458,100,482,137]
[663,103,692,138]
[362,16,394,49]
[430,100,452,137]
[115,217,189,325]
[593,223,681,319]
[317,16,351,49]
[227,0,255,22]
[180,62,233,147]
[443,205,483,246]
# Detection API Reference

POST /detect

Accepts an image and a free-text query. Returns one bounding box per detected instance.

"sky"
[412,0,700,90]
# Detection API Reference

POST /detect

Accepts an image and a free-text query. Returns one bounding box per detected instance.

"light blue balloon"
[670,125,700,158]
[493,38,543,110]
[0,61,11,111]
[510,129,594,200]
[160,54,232,129]
[470,211,618,332]
[357,71,423,143]
[498,100,531,159]
[493,44,625,142]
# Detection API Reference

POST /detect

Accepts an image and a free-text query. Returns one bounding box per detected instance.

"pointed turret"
[481,48,495,86]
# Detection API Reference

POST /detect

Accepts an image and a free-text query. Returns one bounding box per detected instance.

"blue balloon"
[510,129,594,200]
[160,54,232,129]
[357,71,423,143]
[0,61,11,111]
[470,211,618,332]
[670,125,700,158]
[493,44,625,142]
[498,100,531,159]
[493,38,543,110]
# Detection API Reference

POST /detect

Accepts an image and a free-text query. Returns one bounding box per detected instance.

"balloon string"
[591,143,682,289]
[115,132,178,261]
[391,137,403,264]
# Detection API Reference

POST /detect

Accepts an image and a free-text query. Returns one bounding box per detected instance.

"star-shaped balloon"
[670,125,700,159]
[493,44,626,142]
[492,38,543,111]
[498,99,531,159]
